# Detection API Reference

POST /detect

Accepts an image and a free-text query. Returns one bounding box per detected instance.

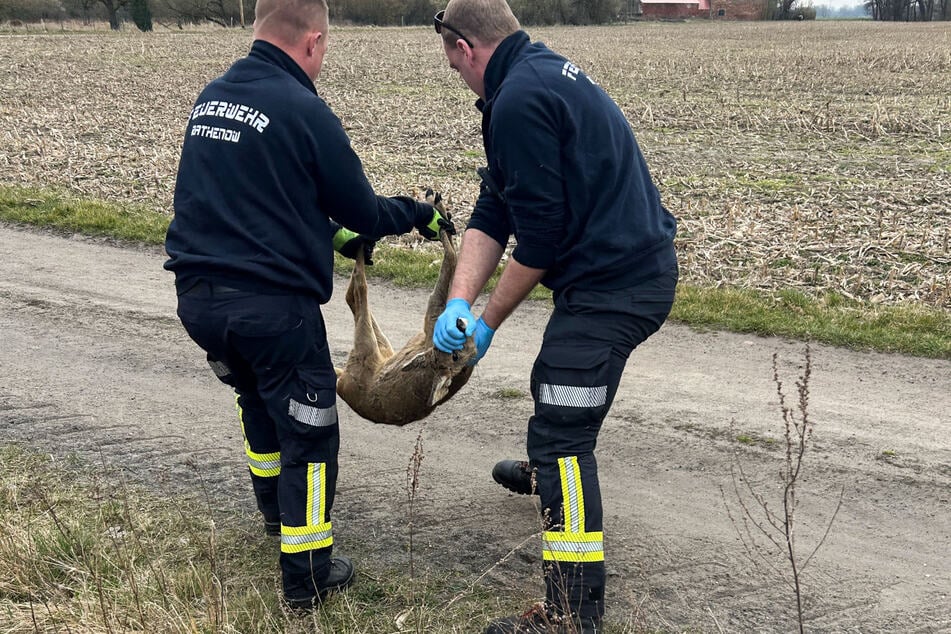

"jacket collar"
[477,30,530,111]
[249,40,317,96]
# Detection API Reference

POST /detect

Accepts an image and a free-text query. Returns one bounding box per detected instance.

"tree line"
[864,0,949,19]
[0,0,945,31]
[0,0,628,30]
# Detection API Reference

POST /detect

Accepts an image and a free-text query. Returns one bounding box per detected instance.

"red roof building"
[638,0,765,19]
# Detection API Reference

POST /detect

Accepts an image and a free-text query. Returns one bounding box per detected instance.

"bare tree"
[98,0,128,29]
[160,0,242,27]
[61,0,98,24]
[865,0,947,19]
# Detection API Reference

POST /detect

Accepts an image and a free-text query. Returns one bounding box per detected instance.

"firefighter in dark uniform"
[164,0,452,610]
[431,1,678,632]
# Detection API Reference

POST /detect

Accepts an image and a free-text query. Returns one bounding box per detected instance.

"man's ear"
[456,38,472,61]
[308,31,323,55]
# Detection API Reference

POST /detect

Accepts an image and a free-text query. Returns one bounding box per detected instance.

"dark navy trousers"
[175,280,339,601]
[528,266,678,619]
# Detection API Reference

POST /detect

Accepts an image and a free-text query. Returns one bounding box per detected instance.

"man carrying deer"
[165,0,453,611]
[431,1,679,631]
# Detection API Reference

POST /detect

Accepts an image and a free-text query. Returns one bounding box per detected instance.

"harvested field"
[0,21,949,309]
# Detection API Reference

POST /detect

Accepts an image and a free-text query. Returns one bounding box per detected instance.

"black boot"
[283,556,355,610]
[484,602,602,634]
[492,459,538,496]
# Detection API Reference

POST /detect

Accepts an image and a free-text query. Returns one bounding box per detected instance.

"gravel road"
[1,224,948,632]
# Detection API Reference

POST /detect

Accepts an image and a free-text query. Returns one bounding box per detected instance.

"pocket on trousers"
[284,346,339,438]
[294,362,337,410]
[229,313,304,338]
[532,344,611,426]
[228,312,312,394]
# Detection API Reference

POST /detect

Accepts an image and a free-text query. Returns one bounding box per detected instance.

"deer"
[335,191,477,426]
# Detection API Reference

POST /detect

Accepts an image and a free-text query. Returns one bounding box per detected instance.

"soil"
[1,224,948,633]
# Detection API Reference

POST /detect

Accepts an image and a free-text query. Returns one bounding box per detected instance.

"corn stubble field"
[0,20,949,311]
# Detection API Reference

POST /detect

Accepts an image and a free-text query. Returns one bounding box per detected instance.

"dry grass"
[0,445,522,633]
[0,21,948,309]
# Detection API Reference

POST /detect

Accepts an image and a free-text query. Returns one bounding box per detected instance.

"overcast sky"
[813,0,866,9]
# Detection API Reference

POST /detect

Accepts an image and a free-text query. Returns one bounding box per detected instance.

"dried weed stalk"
[722,345,844,633]
[404,425,426,632]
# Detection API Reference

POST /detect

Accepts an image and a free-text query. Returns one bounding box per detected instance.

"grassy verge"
[0,185,171,245]
[1,183,948,359]
[671,285,950,359]
[0,445,519,633]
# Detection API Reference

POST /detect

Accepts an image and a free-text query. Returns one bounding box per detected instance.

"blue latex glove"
[469,317,495,366]
[433,298,476,352]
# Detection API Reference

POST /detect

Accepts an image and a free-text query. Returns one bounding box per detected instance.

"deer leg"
[423,231,458,340]
[371,311,394,357]
[346,249,388,366]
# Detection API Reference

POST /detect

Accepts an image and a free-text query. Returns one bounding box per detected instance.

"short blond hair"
[254,0,328,41]
[441,0,520,47]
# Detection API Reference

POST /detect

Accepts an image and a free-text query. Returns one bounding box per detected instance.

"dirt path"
[1,224,948,633]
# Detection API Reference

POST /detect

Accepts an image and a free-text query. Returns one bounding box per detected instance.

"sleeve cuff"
[511,243,556,270]
[466,217,509,248]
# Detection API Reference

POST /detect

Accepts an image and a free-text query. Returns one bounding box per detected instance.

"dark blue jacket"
[469,31,677,292]
[165,40,430,301]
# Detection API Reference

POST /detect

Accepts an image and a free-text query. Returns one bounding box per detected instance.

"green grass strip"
[0,184,171,244]
[672,285,950,359]
[2,183,947,359]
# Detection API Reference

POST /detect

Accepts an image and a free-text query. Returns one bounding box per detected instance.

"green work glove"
[333,226,376,265]
[416,206,456,241]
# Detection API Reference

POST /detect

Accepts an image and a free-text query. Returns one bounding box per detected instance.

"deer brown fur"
[335,194,476,426]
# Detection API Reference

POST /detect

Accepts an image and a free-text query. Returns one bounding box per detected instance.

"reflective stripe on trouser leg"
[237,394,281,477]
[287,398,338,428]
[235,391,281,521]
[538,384,607,409]
[542,456,604,563]
[281,462,333,554]
[536,451,606,619]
